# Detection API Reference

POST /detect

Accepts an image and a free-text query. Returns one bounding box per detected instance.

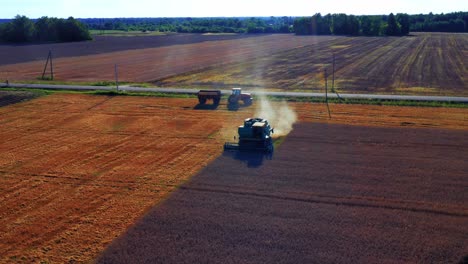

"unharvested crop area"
[99,122,468,263]
[160,33,468,96]
[0,93,466,262]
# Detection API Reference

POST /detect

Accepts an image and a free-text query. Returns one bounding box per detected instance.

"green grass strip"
[1,87,466,108]
[266,95,468,108]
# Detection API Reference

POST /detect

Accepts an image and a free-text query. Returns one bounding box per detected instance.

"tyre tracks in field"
[445,34,468,88]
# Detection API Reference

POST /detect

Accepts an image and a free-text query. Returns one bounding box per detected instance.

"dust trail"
[255,96,297,137]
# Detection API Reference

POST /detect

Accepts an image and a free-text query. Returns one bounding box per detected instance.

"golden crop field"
[1,92,466,262]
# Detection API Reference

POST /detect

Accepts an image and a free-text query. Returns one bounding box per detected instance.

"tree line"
[410,12,467,32]
[294,12,467,36]
[0,12,466,43]
[81,17,293,34]
[0,15,91,43]
[82,12,467,36]
[293,13,410,36]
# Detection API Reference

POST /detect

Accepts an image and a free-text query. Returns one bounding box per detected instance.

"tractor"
[228,88,252,107]
[224,118,274,152]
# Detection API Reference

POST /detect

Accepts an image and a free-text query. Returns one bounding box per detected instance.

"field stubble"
[0,33,465,96]
[159,33,468,96]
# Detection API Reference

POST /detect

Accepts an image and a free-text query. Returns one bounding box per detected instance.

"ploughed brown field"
[0,92,466,262]
[0,34,337,83]
[0,34,258,66]
[0,33,467,96]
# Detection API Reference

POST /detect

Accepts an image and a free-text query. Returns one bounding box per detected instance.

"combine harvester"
[224,118,274,152]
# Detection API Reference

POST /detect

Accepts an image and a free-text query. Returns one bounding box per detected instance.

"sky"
[1,0,467,19]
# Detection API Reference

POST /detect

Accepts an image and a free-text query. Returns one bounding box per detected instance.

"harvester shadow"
[193,104,219,110]
[222,150,273,168]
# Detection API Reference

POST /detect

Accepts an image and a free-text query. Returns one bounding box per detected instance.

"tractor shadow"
[193,104,219,110]
[223,150,273,168]
[227,103,251,111]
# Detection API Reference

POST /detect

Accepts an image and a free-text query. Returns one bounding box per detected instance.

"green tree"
[321,14,332,34]
[0,23,5,40]
[2,15,35,42]
[293,17,312,35]
[385,13,401,36]
[332,14,348,35]
[360,16,373,35]
[313,13,332,34]
[396,13,410,35]
[35,16,59,41]
[57,17,92,42]
[310,13,320,34]
[370,16,383,35]
[347,15,360,35]
[1,15,93,43]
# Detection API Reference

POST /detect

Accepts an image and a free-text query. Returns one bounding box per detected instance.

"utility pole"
[332,53,335,92]
[115,64,119,90]
[331,52,343,101]
[5,71,9,86]
[41,50,54,80]
[49,50,54,80]
[324,69,331,118]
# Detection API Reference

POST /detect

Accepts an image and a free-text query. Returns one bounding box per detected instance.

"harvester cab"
[228,88,253,107]
[224,118,274,152]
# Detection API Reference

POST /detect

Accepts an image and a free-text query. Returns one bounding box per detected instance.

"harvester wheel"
[214,98,220,105]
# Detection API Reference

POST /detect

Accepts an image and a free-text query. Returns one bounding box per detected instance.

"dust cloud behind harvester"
[255,96,297,137]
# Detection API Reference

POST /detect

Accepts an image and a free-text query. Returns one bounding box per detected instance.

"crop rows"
[160,33,468,96]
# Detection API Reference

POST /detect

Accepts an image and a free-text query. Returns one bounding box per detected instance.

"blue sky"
[1,0,467,18]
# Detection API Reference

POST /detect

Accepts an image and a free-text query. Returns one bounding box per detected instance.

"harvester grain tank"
[197,90,221,105]
[224,118,274,152]
[228,88,252,106]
